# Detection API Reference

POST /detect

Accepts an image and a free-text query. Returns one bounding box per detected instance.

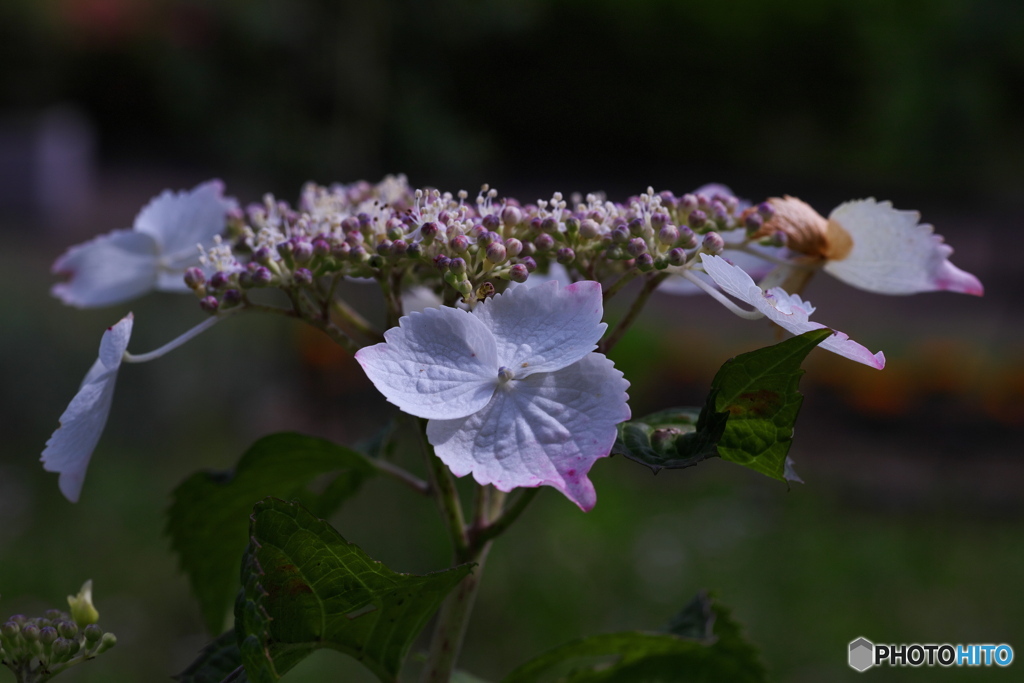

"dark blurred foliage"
[4,0,1024,196]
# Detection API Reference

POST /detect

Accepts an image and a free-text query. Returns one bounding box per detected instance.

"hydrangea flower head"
[42,314,133,502]
[700,255,885,369]
[355,280,630,511]
[52,181,237,307]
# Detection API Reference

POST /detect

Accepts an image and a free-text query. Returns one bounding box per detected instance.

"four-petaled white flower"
[700,255,886,369]
[42,314,133,502]
[52,180,237,307]
[355,280,630,511]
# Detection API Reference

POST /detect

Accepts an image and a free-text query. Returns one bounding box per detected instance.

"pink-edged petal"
[824,199,983,296]
[354,305,499,420]
[41,314,134,503]
[472,280,605,377]
[701,255,885,369]
[427,353,630,511]
[134,180,237,260]
[52,230,159,308]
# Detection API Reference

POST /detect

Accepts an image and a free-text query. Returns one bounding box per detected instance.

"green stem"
[472,488,538,547]
[602,267,639,301]
[415,419,469,561]
[418,542,491,683]
[599,272,668,354]
[372,458,430,495]
[330,298,384,343]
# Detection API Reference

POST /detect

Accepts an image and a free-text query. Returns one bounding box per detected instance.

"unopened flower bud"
[628,217,645,236]
[406,241,422,258]
[564,216,580,235]
[710,201,729,226]
[636,253,655,271]
[349,244,367,261]
[504,238,523,258]
[757,201,776,220]
[519,240,536,257]
[540,216,559,234]
[449,257,467,275]
[44,610,62,621]
[276,241,294,259]
[420,222,440,242]
[368,254,385,269]
[611,226,630,244]
[292,268,312,286]
[468,223,486,240]
[501,205,522,228]
[293,241,313,263]
[434,254,451,270]
[199,296,220,313]
[1,621,20,639]
[252,266,272,286]
[449,235,470,253]
[688,210,708,229]
[534,233,555,251]
[375,239,392,256]
[39,626,58,646]
[222,289,242,306]
[679,194,698,211]
[386,222,405,241]
[667,247,687,266]
[97,632,117,654]
[391,239,408,256]
[651,212,670,230]
[51,637,72,661]
[627,237,647,257]
[579,218,601,239]
[744,212,764,233]
[606,246,625,260]
[21,624,40,642]
[519,256,538,272]
[556,247,575,264]
[702,231,725,255]
[508,263,529,282]
[57,620,78,640]
[209,271,230,290]
[83,625,103,645]
[478,230,500,247]
[341,217,360,234]
[482,214,501,232]
[486,242,507,264]
[477,282,496,299]
[345,231,363,247]
[676,225,698,249]
[312,238,331,258]
[658,224,679,245]
[183,267,205,289]
[455,279,473,297]
[68,581,99,628]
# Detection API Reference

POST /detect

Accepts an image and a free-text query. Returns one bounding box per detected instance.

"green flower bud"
[57,620,78,640]
[68,580,99,628]
[83,624,103,645]
[97,632,117,654]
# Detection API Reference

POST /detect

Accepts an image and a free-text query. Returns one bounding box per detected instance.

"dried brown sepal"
[749,196,853,261]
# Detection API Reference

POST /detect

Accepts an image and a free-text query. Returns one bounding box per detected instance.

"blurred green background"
[1,0,1023,681]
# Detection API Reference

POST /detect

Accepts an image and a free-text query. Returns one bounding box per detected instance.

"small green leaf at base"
[167,432,378,634]
[237,498,474,683]
[503,593,765,683]
[711,329,830,481]
[611,404,727,473]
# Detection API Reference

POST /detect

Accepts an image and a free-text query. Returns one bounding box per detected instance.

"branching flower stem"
[599,271,668,354]
[679,270,765,320]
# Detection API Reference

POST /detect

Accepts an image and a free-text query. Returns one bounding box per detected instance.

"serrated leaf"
[167,432,377,634]
[174,630,246,683]
[663,591,715,641]
[503,595,765,683]
[711,329,830,480]
[237,498,473,683]
[611,404,727,473]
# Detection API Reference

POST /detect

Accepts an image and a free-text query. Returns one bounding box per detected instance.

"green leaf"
[167,432,377,634]
[611,404,728,473]
[711,329,830,480]
[236,498,473,683]
[502,594,766,683]
[173,630,246,683]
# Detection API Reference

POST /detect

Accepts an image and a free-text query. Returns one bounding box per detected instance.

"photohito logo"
[848,637,1014,671]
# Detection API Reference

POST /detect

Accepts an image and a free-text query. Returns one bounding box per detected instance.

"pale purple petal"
[824,199,983,296]
[701,255,885,369]
[427,353,630,511]
[41,314,134,503]
[133,180,237,263]
[52,230,159,308]
[472,280,605,377]
[354,306,499,420]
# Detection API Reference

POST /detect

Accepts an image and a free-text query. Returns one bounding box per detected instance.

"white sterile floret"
[355,280,630,511]
[41,315,133,502]
[52,180,237,307]
[700,255,885,369]
[824,199,983,296]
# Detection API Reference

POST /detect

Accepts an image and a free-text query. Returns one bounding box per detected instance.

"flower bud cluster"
[186,175,754,311]
[1,608,115,680]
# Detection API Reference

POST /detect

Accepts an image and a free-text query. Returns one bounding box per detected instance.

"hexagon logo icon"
[849,637,875,672]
